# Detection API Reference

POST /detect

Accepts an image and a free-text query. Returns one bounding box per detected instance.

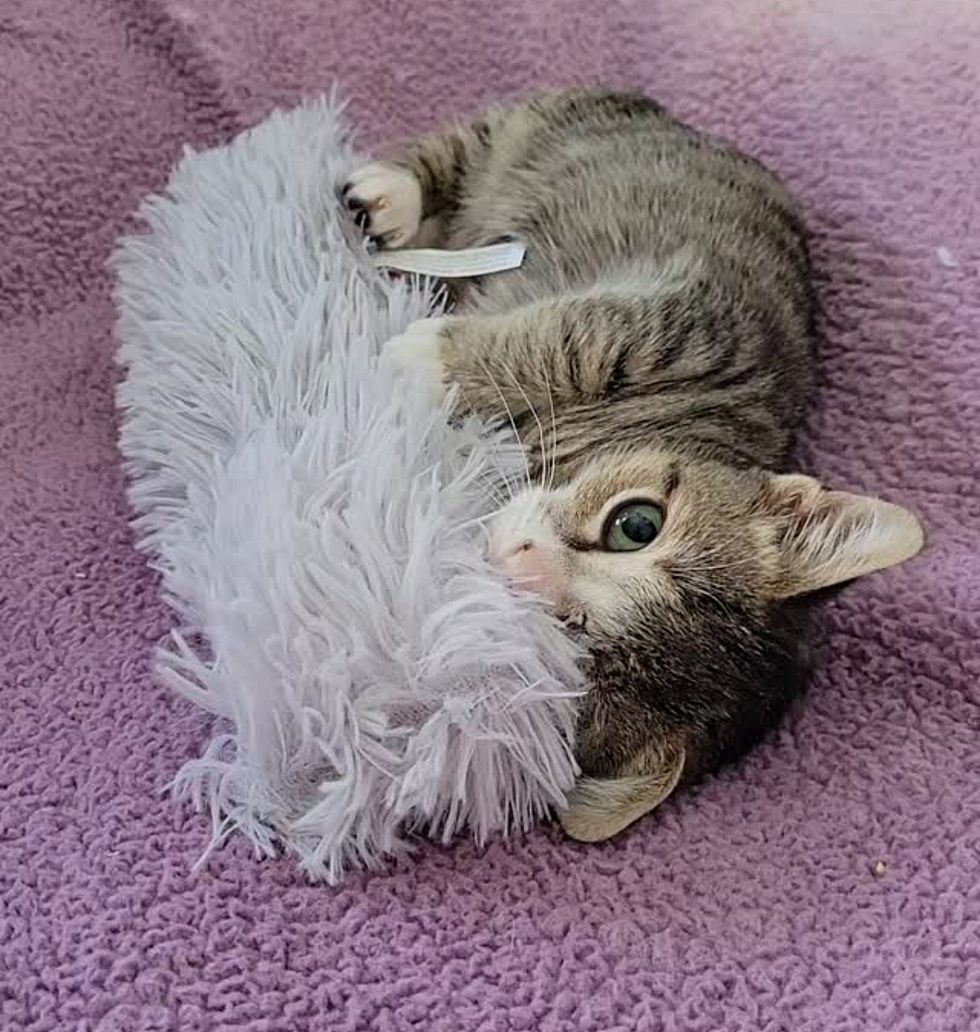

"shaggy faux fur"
[113,99,583,883]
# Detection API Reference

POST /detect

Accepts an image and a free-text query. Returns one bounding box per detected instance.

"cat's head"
[486,446,924,842]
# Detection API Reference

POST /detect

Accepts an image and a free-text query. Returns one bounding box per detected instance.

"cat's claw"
[384,317,449,404]
[342,162,422,249]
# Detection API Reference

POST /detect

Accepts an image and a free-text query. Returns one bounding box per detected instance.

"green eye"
[602,501,664,552]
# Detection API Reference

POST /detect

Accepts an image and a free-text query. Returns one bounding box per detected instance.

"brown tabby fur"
[343,89,924,841]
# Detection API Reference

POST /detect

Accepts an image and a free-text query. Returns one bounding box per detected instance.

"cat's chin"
[558,606,588,630]
[555,609,593,652]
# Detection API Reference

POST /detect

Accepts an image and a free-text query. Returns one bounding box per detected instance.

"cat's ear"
[764,474,924,599]
[559,741,685,843]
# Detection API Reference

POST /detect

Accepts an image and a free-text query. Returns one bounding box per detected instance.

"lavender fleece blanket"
[2,1,978,1029]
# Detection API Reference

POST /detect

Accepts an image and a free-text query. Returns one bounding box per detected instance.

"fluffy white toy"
[113,98,583,883]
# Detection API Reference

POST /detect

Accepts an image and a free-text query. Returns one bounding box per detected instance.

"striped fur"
[343,89,923,841]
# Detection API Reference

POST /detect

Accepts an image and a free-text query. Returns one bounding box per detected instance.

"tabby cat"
[342,89,924,842]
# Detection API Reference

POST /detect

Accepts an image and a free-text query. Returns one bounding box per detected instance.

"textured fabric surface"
[1,0,978,1029]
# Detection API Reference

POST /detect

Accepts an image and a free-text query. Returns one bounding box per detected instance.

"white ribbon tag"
[373,240,526,279]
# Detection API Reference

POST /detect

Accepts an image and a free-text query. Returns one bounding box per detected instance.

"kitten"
[342,89,924,842]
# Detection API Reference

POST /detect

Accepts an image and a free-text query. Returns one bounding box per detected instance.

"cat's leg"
[341,111,508,249]
[385,293,655,419]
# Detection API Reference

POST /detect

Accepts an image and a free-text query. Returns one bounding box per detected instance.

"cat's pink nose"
[491,539,535,564]
[489,539,559,597]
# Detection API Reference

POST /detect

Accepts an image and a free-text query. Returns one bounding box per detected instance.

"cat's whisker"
[505,575,546,589]
[478,438,521,508]
[484,461,513,504]
[676,539,758,575]
[686,558,755,575]
[473,354,532,494]
[457,510,506,535]
[469,458,506,509]
[540,360,559,493]
[486,456,519,505]
[499,362,548,492]
[480,478,509,511]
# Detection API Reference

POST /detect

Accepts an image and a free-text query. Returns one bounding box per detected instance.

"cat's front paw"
[384,317,449,404]
[342,162,422,249]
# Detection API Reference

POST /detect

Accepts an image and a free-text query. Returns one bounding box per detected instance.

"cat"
[342,88,924,842]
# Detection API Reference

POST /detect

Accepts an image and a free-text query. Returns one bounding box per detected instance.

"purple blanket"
[2,1,978,1029]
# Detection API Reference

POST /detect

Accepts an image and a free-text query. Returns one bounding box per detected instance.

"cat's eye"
[602,501,664,552]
